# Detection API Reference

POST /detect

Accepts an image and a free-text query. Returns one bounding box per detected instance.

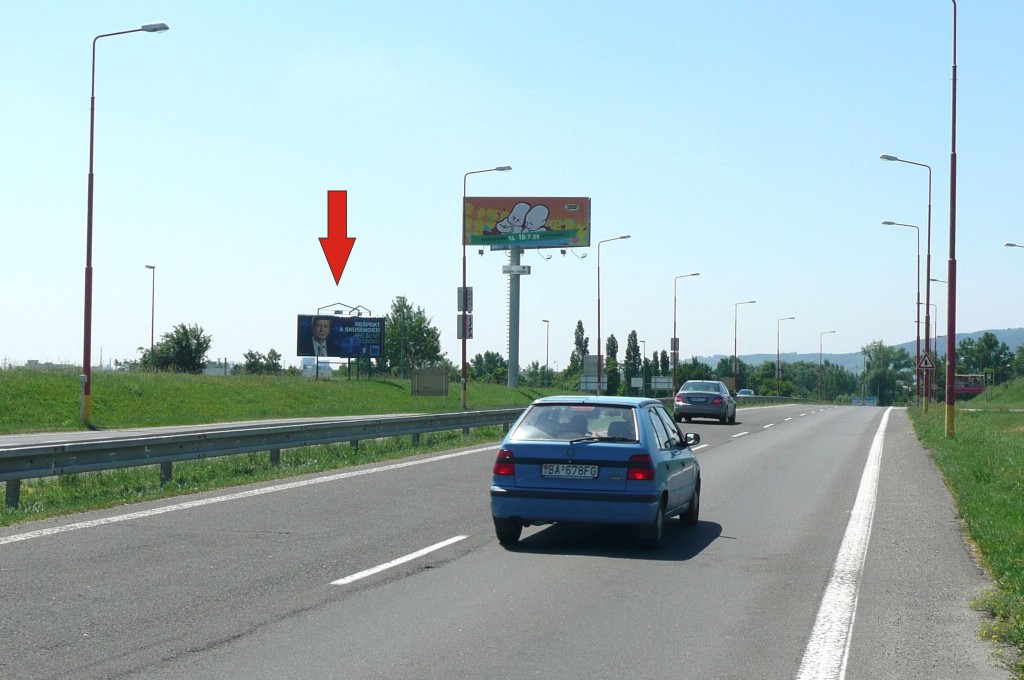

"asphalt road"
[0,405,1009,679]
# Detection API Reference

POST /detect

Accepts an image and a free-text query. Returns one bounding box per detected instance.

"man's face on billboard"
[313,319,331,341]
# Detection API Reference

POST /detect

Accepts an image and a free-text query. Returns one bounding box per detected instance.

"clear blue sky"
[3,1,1021,371]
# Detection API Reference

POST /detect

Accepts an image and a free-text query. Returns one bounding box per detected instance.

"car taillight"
[493,449,515,476]
[674,394,683,404]
[712,396,723,405]
[627,454,654,481]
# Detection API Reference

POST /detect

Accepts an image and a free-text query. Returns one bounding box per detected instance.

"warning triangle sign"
[917,354,936,370]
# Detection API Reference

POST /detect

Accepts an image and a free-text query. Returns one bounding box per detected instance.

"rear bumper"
[490,486,660,525]
[674,405,728,419]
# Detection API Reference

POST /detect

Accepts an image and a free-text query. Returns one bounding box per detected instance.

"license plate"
[541,463,599,479]
[689,397,707,403]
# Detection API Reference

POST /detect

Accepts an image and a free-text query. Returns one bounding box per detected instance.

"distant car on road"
[490,396,701,549]
[737,388,755,397]
[674,380,737,424]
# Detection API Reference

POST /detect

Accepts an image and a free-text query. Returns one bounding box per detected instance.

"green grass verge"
[0,369,557,433]
[909,379,1024,677]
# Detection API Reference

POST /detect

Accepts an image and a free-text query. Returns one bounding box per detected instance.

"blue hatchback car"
[490,396,701,549]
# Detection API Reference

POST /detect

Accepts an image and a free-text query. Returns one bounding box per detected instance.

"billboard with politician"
[296,315,385,359]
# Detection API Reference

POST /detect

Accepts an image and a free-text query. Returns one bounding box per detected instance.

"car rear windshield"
[682,382,719,392]
[508,404,638,442]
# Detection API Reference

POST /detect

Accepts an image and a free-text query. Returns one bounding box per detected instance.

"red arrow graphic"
[320,190,356,285]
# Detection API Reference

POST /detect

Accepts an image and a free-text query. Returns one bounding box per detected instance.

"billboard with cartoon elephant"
[463,196,591,249]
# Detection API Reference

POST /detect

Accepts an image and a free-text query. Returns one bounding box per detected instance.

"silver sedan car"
[673,380,736,424]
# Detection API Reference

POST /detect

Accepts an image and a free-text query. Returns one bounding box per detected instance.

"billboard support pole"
[508,246,522,388]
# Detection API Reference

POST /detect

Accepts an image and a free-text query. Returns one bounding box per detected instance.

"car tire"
[684,416,692,423]
[494,518,522,546]
[674,413,683,423]
[680,486,700,527]
[728,409,736,424]
[642,503,665,550]
[719,413,727,423]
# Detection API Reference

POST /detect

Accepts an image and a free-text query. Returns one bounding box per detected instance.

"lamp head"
[881,221,895,225]
[141,23,169,32]
[495,166,512,172]
[880,154,898,161]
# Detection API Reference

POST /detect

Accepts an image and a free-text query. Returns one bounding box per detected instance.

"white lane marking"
[763,423,775,429]
[692,444,709,451]
[796,407,891,680]
[800,413,808,417]
[731,432,749,439]
[0,445,498,547]
[785,417,793,422]
[331,535,467,586]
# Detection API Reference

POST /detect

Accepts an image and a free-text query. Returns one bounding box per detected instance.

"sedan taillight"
[712,396,723,405]
[627,454,654,481]
[493,449,515,476]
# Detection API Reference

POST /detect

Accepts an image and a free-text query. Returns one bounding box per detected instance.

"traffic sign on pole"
[457,287,473,313]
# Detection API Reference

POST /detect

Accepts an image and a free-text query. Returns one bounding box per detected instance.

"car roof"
[530,395,660,408]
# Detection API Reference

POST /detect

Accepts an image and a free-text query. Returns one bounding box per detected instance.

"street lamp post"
[82,22,169,425]
[596,235,631,395]
[461,165,511,410]
[542,319,550,387]
[777,316,795,396]
[881,154,932,412]
[672,272,700,391]
[883,221,922,406]
[929,303,939,365]
[145,265,155,354]
[819,330,836,401]
[945,0,959,437]
[733,300,756,390]
[929,279,948,404]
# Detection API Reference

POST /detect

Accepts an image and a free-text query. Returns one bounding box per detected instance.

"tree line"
[118,297,1024,406]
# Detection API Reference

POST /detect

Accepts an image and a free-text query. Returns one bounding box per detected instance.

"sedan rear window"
[682,382,719,392]
[509,404,638,442]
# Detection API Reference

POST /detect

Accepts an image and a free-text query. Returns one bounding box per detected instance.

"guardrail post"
[269,449,281,466]
[160,462,173,485]
[5,479,20,509]
[350,440,358,451]
[412,433,420,445]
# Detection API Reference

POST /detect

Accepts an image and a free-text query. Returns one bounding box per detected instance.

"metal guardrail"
[0,408,526,509]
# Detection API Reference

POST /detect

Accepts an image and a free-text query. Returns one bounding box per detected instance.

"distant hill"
[697,327,1024,374]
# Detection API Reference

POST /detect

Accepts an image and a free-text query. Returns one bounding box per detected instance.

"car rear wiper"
[569,435,634,444]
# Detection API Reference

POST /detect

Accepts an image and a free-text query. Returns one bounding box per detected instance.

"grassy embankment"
[909,380,1024,676]
[0,370,558,526]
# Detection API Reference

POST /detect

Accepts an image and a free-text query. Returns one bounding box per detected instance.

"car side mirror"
[683,432,700,447]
